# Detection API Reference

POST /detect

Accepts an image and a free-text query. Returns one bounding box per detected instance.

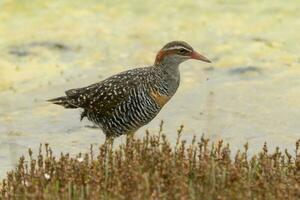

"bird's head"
[155,41,211,66]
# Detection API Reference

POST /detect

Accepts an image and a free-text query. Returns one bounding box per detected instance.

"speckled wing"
[65,68,146,115]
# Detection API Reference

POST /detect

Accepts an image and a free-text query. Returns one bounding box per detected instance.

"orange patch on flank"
[150,90,170,107]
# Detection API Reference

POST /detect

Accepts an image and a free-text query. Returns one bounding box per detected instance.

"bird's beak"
[190,51,211,63]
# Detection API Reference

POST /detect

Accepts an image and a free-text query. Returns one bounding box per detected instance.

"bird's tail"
[47,96,78,108]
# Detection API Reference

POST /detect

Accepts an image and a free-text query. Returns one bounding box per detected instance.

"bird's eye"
[179,48,188,54]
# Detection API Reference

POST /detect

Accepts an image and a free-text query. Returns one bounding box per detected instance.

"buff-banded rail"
[48,41,211,137]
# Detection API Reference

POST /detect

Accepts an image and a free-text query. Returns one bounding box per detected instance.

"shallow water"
[0,0,300,178]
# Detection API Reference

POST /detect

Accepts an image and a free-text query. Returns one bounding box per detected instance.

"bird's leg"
[104,134,115,148]
[126,131,136,139]
[103,134,114,191]
[125,131,137,146]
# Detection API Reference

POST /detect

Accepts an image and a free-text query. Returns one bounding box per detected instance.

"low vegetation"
[1,124,300,199]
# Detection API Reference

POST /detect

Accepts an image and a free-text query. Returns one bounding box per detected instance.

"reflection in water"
[0,0,300,178]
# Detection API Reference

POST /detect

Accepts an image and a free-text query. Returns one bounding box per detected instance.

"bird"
[48,41,211,137]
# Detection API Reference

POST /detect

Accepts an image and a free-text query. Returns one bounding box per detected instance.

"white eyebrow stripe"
[164,46,192,52]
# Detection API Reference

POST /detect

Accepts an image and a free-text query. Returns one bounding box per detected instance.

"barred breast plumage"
[48,41,211,137]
